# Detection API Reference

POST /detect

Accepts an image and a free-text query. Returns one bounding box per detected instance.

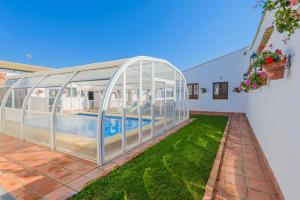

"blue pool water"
[26,114,151,139]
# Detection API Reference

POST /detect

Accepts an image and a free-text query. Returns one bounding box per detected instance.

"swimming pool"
[25,114,152,139]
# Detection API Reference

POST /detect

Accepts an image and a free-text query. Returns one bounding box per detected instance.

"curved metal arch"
[96,56,189,165]
[101,56,187,111]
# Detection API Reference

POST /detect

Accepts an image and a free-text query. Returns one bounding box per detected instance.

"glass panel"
[154,81,165,135]
[2,78,34,137]
[175,72,180,123]
[125,62,140,149]
[24,73,72,146]
[14,76,42,88]
[2,108,22,138]
[4,79,19,87]
[55,113,97,159]
[180,75,185,121]
[104,72,123,161]
[36,73,72,88]
[166,83,175,129]
[24,111,51,146]
[0,78,19,104]
[141,61,152,142]
[154,62,174,81]
[71,68,119,82]
[13,88,28,109]
[0,87,9,104]
[55,69,110,160]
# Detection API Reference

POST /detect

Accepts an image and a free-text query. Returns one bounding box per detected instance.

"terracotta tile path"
[211,114,283,200]
[0,120,192,200]
[0,115,283,200]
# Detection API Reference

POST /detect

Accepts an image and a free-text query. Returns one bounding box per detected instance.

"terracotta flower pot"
[266,69,285,80]
[261,78,268,86]
[263,59,286,80]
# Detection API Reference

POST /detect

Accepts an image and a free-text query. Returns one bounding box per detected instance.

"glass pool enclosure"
[0,56,189,165]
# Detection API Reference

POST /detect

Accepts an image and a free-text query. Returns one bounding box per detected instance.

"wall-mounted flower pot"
[261,78,268,86]
[263,59,286,80]
[265,69,285,80]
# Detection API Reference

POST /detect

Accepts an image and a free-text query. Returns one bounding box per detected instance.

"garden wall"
[245,10,300,200]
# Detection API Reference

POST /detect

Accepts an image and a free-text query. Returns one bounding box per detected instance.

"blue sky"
[0,0,262,70]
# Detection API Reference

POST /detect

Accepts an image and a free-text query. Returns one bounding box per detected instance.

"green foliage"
[72,115,228,200]
[254,50,282,67]
[200,88,207,93]
[262,0,300,37]
[240,71,267,93]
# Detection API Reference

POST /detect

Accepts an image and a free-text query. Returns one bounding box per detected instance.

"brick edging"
[203,115,231,200]
[190,111,244,116]
[244,115,285,200]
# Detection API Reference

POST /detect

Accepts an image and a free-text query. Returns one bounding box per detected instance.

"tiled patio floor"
[0,120,192,200]
[212,114,283,200]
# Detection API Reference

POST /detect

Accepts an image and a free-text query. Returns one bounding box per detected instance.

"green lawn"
[72,114,228,200]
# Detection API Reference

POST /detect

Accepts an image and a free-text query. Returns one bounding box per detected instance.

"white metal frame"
[0,56,189,166]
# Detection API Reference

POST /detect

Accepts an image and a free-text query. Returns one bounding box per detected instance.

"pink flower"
[259,71,267,78]
[290,0,297,6]
[252,83,257,89]
[245,79,251,85]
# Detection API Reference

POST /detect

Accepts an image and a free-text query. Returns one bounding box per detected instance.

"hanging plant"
[240,71,268,93]
[254,48,287,80]
[200,88,207,93]
[262,0,300,37]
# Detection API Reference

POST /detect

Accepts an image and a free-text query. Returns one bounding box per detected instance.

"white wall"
[245,10,300,200]
[184,48,248,113]
[184,10,300,198]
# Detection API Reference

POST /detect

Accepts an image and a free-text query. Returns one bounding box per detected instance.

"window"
[213,82,228,99]
[88,91,95,100]
[187,83,199,99]
[65,87,77,97]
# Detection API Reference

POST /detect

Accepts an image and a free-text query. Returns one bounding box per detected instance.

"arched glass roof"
[0,56,189,165]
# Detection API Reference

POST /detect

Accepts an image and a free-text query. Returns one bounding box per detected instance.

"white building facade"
[184,48,249,113]
[184,10,300,200]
